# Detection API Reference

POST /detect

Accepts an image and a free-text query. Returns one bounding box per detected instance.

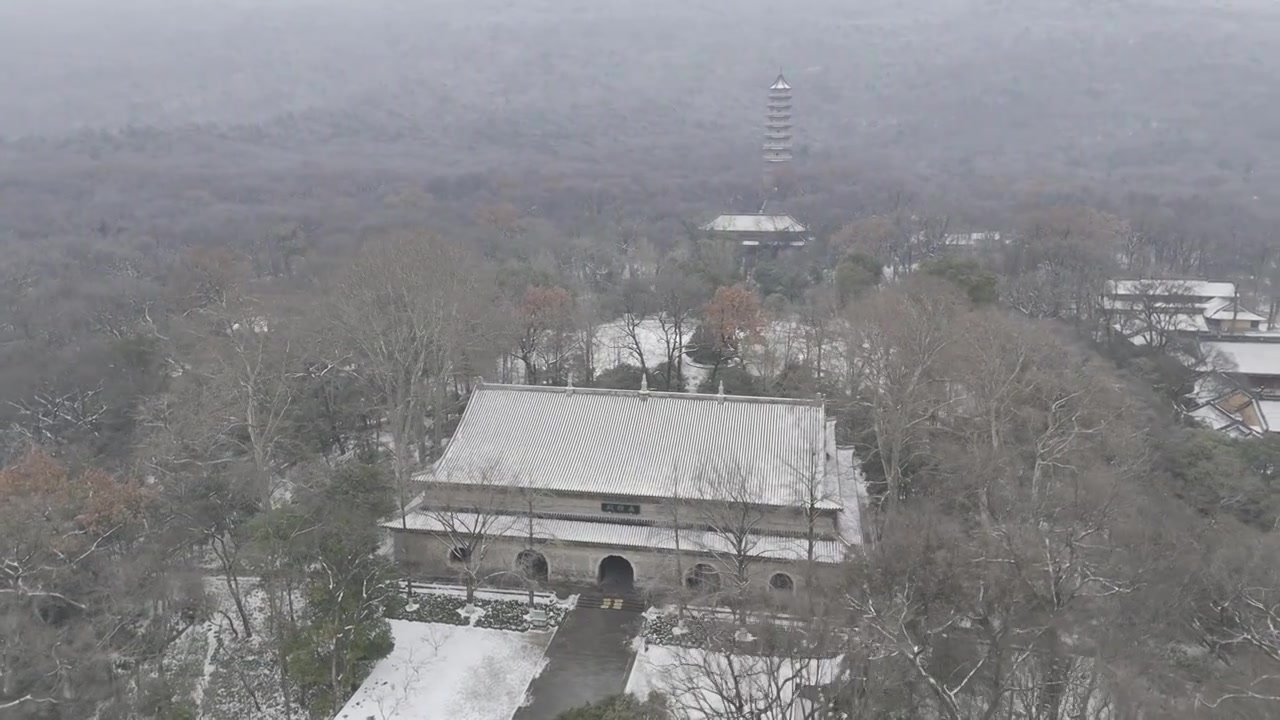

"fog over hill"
[4,5,1280,719]
[3,0,1280,197]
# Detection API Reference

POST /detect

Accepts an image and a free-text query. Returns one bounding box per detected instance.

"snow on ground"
[592,316,848,392]
[150,576,296,720]
[594,317,708,389]
[626,642,842,720]
[402,580,574,607]
[337,620,555,720]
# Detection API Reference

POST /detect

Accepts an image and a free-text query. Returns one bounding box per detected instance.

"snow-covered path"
[336,620,555,720]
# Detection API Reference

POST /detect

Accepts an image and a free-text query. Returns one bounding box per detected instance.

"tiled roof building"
[387,383,864,593]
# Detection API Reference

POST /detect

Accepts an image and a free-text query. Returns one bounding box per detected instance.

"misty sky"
[2,0,1279,192]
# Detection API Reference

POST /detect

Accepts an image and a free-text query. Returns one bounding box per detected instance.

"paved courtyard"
[513,595,643,720]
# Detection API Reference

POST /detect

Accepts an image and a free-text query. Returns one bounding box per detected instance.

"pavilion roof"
[703,214,807,234]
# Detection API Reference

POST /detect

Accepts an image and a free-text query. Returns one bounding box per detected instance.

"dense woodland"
[3,0,1280,718]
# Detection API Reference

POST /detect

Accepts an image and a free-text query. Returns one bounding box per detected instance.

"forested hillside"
[4,0,1280,193]
[2,0,1280,717]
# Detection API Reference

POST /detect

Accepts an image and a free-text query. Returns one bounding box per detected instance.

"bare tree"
[786,460,838,610]
[1002,207,1124,323]
[844,277,963,513]
[655,266,707,389]
[331,233,485,526]
[1185,526,1280,717]
[215,314,302,509]
[572,291,606,384]
[611,277,657,377]
[417,470,519,605]
[693,464,773,622]
[514,485,552,609]
[652,614,842,720]
[654,471,698,623]
[6,384,107,450]
[797,285,840,382]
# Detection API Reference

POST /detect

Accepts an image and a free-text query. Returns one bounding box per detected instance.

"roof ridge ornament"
[639,373,649,400]
[566,372,574,396]
[718,380,726,405]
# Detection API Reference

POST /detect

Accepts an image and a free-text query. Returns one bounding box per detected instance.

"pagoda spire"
[763,71,794,191]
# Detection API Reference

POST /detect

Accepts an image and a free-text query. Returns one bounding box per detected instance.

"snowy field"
[592,316,847,392]
[336,620,555,720]
[594,317,710,391]
[626,642,841,720]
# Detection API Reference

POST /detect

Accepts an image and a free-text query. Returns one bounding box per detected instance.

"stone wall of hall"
[391,529,836,595]
[415,483,843,537]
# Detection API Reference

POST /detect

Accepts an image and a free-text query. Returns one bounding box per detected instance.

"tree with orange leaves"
[0,450,174,717]
[697,285,765,384]
[514,285,575,384]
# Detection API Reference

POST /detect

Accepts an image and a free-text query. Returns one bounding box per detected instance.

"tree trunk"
[224,571,253,640]
[213,536,253,638]
[267,583,294,720]
[464,567,477,605]
[391,405,412,530]
[329,633,342,712]
[321,385,346,456]
[1037,630,1071,720]
[432,375,446,463]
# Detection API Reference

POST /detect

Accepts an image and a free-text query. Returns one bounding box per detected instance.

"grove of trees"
[2,3,1280,708]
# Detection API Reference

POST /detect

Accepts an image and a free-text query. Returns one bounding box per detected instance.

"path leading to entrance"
[513,595,643,720]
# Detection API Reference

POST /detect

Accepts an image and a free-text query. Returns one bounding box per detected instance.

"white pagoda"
[763,73,794,168]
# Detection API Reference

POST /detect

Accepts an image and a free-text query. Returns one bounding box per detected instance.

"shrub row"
[385,590,567,631]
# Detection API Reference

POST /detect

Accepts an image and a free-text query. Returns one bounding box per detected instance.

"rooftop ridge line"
[474,382,826,407]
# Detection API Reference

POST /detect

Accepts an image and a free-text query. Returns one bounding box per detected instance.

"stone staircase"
[576,591,646,613]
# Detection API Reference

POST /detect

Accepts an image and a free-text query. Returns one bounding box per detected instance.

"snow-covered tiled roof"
[835,447,866,547]
[770,74,792,91]
[940,231,1002,246]
[390,512,848,563]
[422,384,835,508]
[1106,279,1238,300]
[1259,400,1280,433]
[1203,341,1280,377]
[1202,298,1268,323]
[704,214,807,234]
[1189,404,1239,432]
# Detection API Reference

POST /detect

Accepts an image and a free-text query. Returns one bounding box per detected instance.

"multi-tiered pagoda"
[763,73,794,188]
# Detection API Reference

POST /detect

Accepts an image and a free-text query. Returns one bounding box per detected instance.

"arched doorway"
[597,555,635,590]
[768,572,795,592]
[685,563,721,592]
[516,549,549,583]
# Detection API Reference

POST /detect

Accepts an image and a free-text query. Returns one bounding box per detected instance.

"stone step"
[578,593,646,613]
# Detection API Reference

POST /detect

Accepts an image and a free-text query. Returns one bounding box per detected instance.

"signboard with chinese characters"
[601,502,641,515]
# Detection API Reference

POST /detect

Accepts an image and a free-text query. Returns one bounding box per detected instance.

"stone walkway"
[513,595,643,719]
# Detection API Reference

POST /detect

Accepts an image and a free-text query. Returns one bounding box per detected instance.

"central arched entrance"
[516,549,549,583]
[685,563,721,593]
[597,555,635,591]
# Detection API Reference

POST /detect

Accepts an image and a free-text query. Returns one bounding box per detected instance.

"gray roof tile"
[422,384,834,508]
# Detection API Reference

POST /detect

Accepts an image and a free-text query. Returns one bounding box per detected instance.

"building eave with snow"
[703,214,810,248]
[1105,278,1271,340]
[1104,278,1280,436]
[1203,338,1280,397]
[386,383,864,593]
